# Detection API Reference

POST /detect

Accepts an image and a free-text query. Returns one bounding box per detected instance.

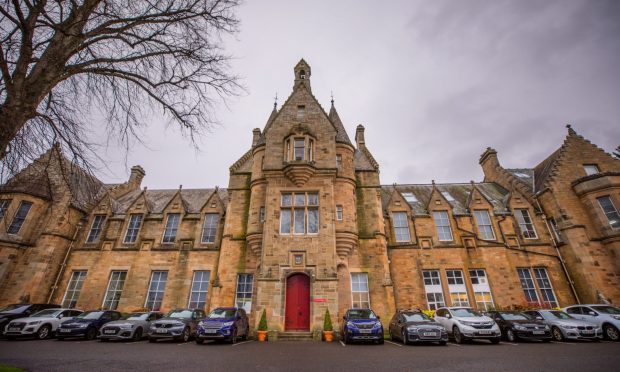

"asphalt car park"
[0,337,618,371]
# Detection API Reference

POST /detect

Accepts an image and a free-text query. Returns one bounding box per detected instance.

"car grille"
[417,329,442,340]
[203,321,223,328]
[155,323,176,328]
[523,325,547,330]
[470,323,493,329]
[356,324,373,329]
[8,323,26,330]
[577,326,594,330]
[102,327,119,334]
[62,323,82,329]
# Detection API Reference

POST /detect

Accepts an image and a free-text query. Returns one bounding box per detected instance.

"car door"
[565,306,584,320]
[579,307,600,325]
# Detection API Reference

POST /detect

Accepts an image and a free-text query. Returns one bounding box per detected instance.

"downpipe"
[47,218,85,304]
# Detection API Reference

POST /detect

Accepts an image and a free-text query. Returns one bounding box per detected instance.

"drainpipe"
[534,198,580,304]
[47,218,85,304]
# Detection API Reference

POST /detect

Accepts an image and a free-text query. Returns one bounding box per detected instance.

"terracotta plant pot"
[323,330,333,342]
[257,330,268,342]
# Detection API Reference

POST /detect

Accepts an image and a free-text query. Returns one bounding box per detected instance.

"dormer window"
[285,136,314,162]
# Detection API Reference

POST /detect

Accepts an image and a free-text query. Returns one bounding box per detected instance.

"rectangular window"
[188,270,211,309]
[336,154,342,169]
[294,138,305,160]
[583,164,599,176]
[401,192,418,203]
[123,214,143,244]
[259,207,265,222]
[515,209,538,239]
[102,271,127,310]
[517,268,539,304]
[86,215,107,243]
[201,214,219,243]
[7,201,32,235]
[297,105,305,121]
[280,192,319,235]
[235,274,254,312]
[446,270,470,306]
[0,199,10,220]
[308,139,314,161]
[473,210,495,240]
[162,214,181,243]
[597,196,620,229]
[468,269,494,310]
[336,205,343,221]
[533,268,558,308]
[61,271,87,308]
[351,273,370,309]
[392,212,411,242]
[433,211,453,241]
[145,271,168,311]
[422,270,445,310]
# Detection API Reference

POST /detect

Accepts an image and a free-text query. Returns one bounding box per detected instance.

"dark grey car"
[148,309,205,343]
[388,309,448,345]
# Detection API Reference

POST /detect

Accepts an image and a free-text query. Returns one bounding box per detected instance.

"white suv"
[4,308,82,340]
[434,307,501,344]
[563,304,620,341]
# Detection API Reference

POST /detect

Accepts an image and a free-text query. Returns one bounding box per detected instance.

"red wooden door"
[285,274,310,330]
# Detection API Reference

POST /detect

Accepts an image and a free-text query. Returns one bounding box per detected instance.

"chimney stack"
[252,128,261,147]
[355,124,366,148]
[129,165,146,190]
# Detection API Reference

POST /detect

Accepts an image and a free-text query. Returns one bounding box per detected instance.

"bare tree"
[0,0,241,179]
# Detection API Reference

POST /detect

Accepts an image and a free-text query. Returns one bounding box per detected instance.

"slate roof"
[382,183,510,215]
[533,148,562,193]
[354,148,379,171]
[328,104,353,146]
[506,168,535,192]
[111,188,227,215]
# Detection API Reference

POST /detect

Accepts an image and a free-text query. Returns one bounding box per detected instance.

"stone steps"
[277,331,314,341]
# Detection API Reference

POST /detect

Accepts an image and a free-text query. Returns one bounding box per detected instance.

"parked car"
[388,309,448,345]
[524,309,602,342]
[434,307,501,344]
[148,308,206,343]
[4,308,82,340]
[341,308,384,344]
[99,311,163,342]
[487,310,551,342]
[0,303,62,336]
[195,307,249,344]
[55,310,122,340]
[563,304,620,341]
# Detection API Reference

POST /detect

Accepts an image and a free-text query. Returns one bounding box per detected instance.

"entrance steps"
[277,331,314,341]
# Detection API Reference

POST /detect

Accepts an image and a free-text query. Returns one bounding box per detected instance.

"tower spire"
[331,90,334,107]
[273,92,278,110]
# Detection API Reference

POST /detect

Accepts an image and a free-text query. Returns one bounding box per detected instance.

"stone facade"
[1,60,619,335]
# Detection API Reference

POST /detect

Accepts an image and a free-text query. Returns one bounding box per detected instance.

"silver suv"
[563,304,620,341]
[434,307,501,344]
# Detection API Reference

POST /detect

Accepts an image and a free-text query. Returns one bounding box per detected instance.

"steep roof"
[533,149,562,193]
[112,188,228,215]
[354,148,379,171]
[328,103,353,146]
[505,168,535,192]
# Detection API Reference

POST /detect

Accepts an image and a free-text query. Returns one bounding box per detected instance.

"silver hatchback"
[524,310,602,342]
[99,312,163,341]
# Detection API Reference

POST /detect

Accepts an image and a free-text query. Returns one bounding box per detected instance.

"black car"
[0,303,61,336]
[148,308,206,343]
[55,310,122,340]
[487,311,552,342]
[388,309,448,345]
[196,307,249,344]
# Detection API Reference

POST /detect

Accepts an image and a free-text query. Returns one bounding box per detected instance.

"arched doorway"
[285,273,310,331]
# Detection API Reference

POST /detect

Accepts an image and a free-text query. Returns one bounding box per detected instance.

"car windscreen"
[544,311,572,320]
[76,311,104,319]
[166,310,193,319]
[402,313,431,322]
[451,308,481,317]
[125,313,148,321]
[0,304,29,313]
[591,306,620,314]
[499,312,531,321]
[31,309,62,318]
[347,309,377,319]
[208,309,236,318]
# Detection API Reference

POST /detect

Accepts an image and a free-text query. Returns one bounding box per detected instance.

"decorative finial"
[566,124,576,135]
[179,184,183,190]
[330,90,334,106]
[432,179,436,186]
[273,92,278,109]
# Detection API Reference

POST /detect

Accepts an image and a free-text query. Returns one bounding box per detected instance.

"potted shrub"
[323,309,334,342]
[257,309,268,342]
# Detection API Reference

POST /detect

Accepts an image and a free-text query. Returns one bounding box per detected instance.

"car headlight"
[150,324,157,329]
[77,323,88,328]
[544,325,550,330]
[513,324,527,331]
[458,320,475,326]
[119,324,134,330]
[612,315,620,321]
[198,321,205,327]
[372,322,382,329]
[346,321,356,328]
[27,321,42,325]
[560,325,576,329]
[406,326,419,332]
[223,321,234,327]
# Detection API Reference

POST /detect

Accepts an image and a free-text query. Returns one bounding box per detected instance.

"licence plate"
[8,327,20,332]
[104,330,116,334]
[359,329,372,334]
[478,330,492,335]
[581,330,594,334]
[204,329,217,334]
[60,329,71,333]
[423,332,437,337]
[156,329,168,334]
[532,331,545,335]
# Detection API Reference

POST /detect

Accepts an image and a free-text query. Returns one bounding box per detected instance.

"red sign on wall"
[312,298,327,302]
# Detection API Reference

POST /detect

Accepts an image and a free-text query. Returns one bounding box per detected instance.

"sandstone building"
[1,60,619,335]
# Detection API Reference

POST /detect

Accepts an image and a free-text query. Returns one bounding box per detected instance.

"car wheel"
[148,337,156,343]
[195,338,204,345]
[343,332,349,345]
[401,329,408,345]
[551,327,564,342]
[603,324,619,341]
[242,326,249,341]
[36,325,51,340]
[453,326,464,344]
[230,328,238,344]
[133,328,142,342]
[181,327,190,343]
[506,329,516,342]
[85,327,97,341]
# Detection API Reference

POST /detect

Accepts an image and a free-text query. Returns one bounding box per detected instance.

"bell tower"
[294,59,311,90]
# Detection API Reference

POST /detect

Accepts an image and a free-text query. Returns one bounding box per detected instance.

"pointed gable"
[328,103,353,146]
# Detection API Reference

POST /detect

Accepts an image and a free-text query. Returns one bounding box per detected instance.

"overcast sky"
[98,0,620,189]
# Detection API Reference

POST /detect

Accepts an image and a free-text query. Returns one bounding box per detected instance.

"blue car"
[342,308,384,344]
[55,310,121,340]
[195,307,249,344]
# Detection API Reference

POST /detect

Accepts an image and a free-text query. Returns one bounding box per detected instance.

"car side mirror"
[445,314,451,319]
[377,316,380,320]
[343,316,346,320]
[588,311,597,316]
[536,316,543,320]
